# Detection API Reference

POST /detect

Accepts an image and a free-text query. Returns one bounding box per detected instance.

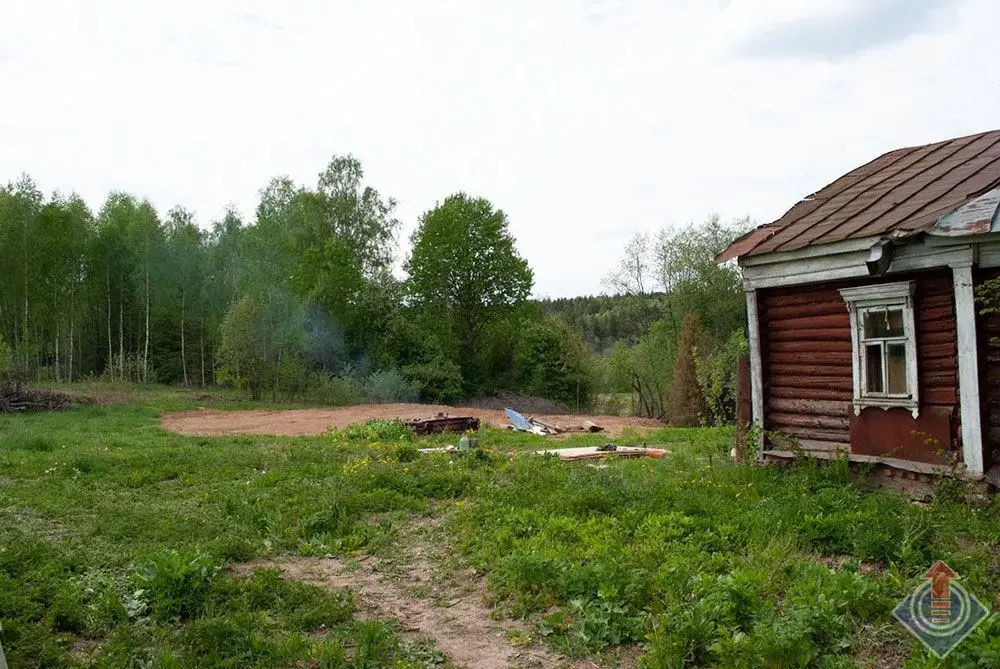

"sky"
[1,0,998,298]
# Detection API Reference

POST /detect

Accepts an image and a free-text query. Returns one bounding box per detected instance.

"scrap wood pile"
[536,444,670,461]
[405,413,480,435]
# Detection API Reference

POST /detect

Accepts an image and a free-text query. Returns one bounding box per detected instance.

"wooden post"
[734,354,751,462]
[745,289,765,459]
[952,264,984,475]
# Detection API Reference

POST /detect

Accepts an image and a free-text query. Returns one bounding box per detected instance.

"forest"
[0,156,751,424]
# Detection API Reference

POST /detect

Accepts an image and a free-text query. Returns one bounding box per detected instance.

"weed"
[132,549,223,621]
[338,418,413,443]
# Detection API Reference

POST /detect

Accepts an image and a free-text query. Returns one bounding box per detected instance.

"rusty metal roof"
[718,129,1000,262]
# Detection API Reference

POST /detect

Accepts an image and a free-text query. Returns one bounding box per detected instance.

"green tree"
[512,316,593,408]
[406,194,533,390]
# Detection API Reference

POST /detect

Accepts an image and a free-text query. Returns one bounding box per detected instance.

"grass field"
[2,386,1000,667]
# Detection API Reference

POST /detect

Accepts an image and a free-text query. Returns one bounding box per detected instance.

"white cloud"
[1,0,998,297]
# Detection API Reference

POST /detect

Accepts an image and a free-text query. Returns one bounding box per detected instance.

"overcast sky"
[1,0,998,297]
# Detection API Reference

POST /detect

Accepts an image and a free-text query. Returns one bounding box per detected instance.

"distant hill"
[534,293,665,353]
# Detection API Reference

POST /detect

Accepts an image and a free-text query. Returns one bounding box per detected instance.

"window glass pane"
[863,309,905,338]
[865,344,883,393]
[887,343,907,395]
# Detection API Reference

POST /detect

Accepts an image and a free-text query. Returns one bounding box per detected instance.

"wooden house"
[718,130,1000,482]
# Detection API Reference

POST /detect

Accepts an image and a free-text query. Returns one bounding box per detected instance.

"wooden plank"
[746,290,765,460]
[768,314,851,331]
[921,371,957,386]
[768,412,851,430]
[918,342,956,359]
[769,363,851,377]
[768,436,848,452]
[761,291,843,309]
[767,398,851,417]
[953,264,984,475]
[768,328,850,343]
[767,350,852,365]
[770,375,853,390]
[919,330,955,345]
[769,341,853,353]
[917,294,954,310]
[765,425,851,443]
[919,306,956,324]
[769,386,853,401]
[922,356,958,372]
[764,301,847,320]
[923,387,958,405]
[763,450,978,478]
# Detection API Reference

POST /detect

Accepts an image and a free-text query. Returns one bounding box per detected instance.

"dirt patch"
[162,403,663,438]
[233,516,601,669]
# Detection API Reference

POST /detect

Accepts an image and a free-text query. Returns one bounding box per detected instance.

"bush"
[694,330,747,426]
[363,369,418,403]
[304,372,362,406]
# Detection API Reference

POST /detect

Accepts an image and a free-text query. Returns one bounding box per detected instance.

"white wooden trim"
[839,281,919,417]
[977,241,1000,268]
[745,289,765,459]
[739,236,880,267]
[952,265,984,475]
[742,242,975,291]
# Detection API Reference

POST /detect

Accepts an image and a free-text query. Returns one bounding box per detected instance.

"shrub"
[132,549,222,621]
[362,369,418,403]
[340,419,413,442]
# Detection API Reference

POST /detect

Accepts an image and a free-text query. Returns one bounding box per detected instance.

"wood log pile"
[0,375,73,413]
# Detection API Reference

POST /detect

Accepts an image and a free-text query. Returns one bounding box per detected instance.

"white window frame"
[839,281,919,418]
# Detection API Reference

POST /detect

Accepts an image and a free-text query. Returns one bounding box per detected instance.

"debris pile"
[504,408,603,436]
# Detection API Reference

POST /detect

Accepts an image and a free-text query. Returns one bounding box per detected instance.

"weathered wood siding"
[975,268,1000,468]
[758,283,854,450]
[757,270,959,460]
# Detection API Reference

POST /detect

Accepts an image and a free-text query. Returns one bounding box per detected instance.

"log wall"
[975,268,1000,469]
[757,270,959,461]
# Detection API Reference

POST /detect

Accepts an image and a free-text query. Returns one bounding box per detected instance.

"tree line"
[0,157,591,407]
[579,215,753,424]
[0,157,751,423]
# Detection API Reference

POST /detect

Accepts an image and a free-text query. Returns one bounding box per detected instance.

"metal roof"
[718,129,1000,263]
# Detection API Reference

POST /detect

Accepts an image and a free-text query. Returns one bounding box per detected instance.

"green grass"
[2,388,1000,667]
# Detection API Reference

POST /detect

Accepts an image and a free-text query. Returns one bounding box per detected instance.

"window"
[839,281,919,417]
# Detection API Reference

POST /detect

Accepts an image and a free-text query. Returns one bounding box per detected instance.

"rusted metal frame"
[952,262,985,475]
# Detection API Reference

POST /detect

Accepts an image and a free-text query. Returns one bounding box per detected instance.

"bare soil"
[232,516,618,668]
[162,403,663,438]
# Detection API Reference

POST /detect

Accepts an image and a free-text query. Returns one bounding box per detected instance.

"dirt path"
[236,518,601,668]
[162,403,663,438]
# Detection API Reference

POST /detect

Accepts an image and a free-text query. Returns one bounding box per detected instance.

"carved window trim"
[839,281,919,418]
